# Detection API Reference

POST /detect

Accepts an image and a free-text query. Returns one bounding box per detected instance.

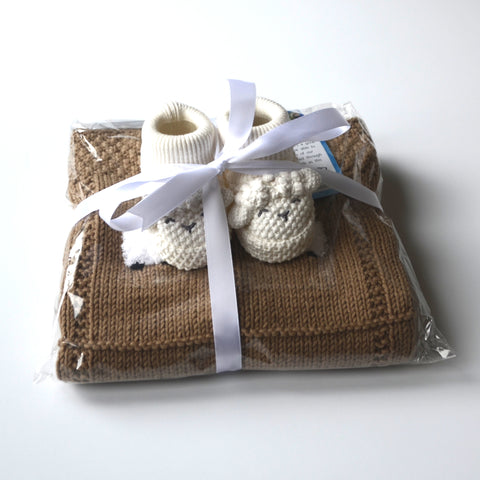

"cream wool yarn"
[122,102,227,271]
[228,170,324,263]
[218,97,297,191]
[219,97,325,263]
[123,189,232,270]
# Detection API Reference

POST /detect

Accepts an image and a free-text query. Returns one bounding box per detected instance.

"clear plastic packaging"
[43,106,453,383]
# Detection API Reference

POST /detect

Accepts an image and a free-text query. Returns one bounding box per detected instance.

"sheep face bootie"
[219,97,325,263]
[228,169,323,263]
[122,102,229,271]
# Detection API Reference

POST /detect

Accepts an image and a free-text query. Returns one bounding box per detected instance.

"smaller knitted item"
[228,169,324,262]
[218,96,296,190]
[219,97,325,263]
[122,102,224,270]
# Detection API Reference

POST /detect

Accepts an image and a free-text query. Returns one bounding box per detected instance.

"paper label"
[293,140,341,198]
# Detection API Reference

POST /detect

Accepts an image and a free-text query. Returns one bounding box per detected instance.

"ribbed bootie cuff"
[141,102,216,173]
[218,96,295,161]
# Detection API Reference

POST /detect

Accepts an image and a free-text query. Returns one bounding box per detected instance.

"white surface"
[2,0,479,478]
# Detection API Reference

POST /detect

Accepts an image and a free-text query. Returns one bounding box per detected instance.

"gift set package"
[46,80,453,383]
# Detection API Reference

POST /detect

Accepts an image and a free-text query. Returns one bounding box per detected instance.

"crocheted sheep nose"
[278,210,290,222]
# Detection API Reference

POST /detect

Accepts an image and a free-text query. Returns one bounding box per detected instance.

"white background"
[2,1,479,478]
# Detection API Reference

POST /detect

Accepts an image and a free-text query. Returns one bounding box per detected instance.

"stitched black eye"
[165,217,175,224]
[291,197,301,203]
[130,262,145,270]
[200,212,204,217]
[258,208,269,217]
[181,222,196,233]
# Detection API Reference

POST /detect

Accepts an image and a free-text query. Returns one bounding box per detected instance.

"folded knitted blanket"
[55,117,434,382]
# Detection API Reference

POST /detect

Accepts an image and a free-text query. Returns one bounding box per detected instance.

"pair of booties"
[122,98,325,270]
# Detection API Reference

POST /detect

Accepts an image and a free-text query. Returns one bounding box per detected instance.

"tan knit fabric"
[57,117,418,383]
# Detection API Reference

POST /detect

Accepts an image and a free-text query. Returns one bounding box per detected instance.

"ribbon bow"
[73,80,382,373]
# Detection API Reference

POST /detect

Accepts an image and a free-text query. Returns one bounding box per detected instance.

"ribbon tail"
[72,173,162,230]
[223,79,257,153]
[128,166,218,230]
[230,107,350,163]
[202,178,242,373]
[321,170,383,211]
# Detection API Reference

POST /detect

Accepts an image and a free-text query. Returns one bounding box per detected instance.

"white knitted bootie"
[122,102,231,271]
[217,97,296,191]
[219,97,325,263]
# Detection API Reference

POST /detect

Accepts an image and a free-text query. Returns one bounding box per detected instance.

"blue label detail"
[321,141,341,173]
[312,141,341,199]
[288,110,342,200]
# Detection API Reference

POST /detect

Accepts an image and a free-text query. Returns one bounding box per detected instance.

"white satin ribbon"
[72,79,382,373]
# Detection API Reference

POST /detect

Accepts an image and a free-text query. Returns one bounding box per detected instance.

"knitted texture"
[122,102,220,270]
[141,102,216,170]
[219,96,296,192]
[220,97,323,262]
[228,169,323,262]
[57,117,418,383]
[218,96,295,163]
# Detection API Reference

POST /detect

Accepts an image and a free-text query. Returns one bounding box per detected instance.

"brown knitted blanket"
[56,118,419,382]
